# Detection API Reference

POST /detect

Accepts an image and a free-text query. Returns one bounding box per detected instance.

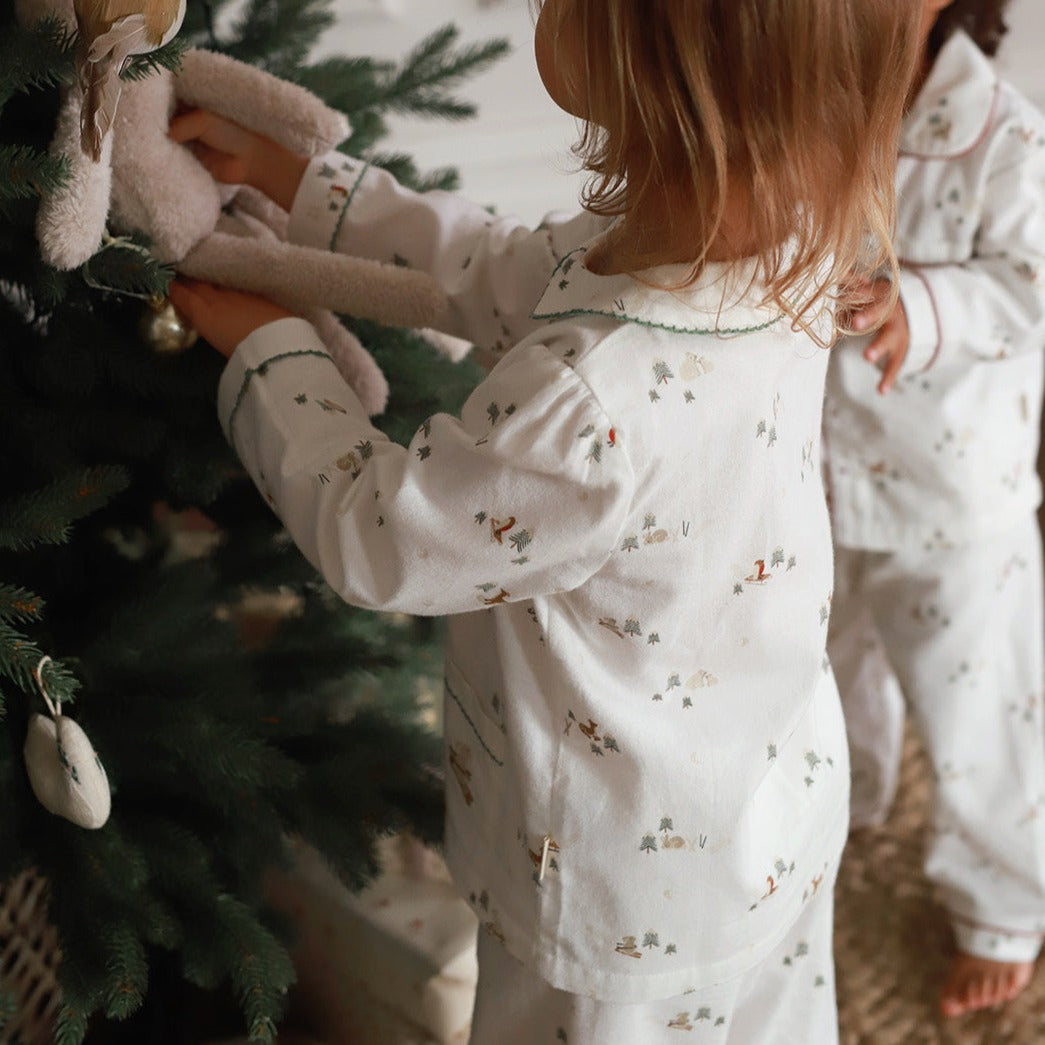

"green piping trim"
[225,349,336,449]
[329,162,370,252]
[445,676,505,767]
[530,305,782,337]
[530,247,785,336]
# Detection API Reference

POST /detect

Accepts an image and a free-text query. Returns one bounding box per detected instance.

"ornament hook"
[33,655,60,719]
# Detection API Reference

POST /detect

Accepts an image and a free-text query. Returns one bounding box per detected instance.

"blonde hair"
[535,0,921,331]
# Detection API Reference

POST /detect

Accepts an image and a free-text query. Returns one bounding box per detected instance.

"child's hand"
[843,278,910,395]
[168,278,294,359]
[168,109,309,212]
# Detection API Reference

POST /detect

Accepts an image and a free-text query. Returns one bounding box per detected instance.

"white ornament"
[23,657,111,830]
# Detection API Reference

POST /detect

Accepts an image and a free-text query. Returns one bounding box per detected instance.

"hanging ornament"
[23,657,111,830]
[140,294,198,354]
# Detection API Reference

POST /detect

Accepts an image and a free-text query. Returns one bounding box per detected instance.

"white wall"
[319,0,1045,226]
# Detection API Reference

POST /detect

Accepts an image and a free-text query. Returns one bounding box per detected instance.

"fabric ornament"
[23,656,111,829]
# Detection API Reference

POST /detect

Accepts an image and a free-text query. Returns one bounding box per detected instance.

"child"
[169,1,919,1040]
[825,0,1045,1019]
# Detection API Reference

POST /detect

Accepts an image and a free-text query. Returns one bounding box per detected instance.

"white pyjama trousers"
[469,871,839,1045]
[830,515,1045,962]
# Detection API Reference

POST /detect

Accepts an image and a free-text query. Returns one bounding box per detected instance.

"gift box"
[265,837,478,1045]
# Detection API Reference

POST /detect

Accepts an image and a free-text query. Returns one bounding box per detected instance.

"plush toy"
[18,0,459,415]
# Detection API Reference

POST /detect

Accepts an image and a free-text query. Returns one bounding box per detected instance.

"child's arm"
[169,109,606,363]
[172,281,634,617]
[878,107,1045,383]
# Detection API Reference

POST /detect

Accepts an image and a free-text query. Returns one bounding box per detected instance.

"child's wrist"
[253,141,309,212]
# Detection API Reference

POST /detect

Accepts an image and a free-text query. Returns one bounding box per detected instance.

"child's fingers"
[167,108,212,145]
[862,325,907,395]
[186,141,249,184]
[876,346,907,395]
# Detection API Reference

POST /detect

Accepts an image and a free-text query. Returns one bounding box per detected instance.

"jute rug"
[834,725,1045,1044]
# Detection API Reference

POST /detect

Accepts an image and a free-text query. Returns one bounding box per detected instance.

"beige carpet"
[834,726,1045,1044]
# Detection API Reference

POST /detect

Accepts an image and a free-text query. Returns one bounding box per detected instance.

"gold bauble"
[140,296,198,354]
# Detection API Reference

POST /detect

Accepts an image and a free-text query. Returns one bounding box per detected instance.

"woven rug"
[834,725,1045,1044]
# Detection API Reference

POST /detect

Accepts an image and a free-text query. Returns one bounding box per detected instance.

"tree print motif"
[508,529,532,563]
[485,401,516,426]
[621,535,640,553]
[803,750,834,788]
[598,616,642,640]
[660,817,685,849]
[615,931,676,959]
[652,671,688,703]
[564,709,622,756]
[649,360,674,401]
[639,833,659,855]
[467,888,508,944]
[1009,692,1042,725]
[577,422,614,464]
[781,941,810,967]
[526,605,546,645]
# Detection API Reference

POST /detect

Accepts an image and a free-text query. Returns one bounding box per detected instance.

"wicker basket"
[0,870,60,1045]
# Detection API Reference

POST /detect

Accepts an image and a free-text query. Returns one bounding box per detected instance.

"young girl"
[825,0,1045,1019]
[169,1,919,1040]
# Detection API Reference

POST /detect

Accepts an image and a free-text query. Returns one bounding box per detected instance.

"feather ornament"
[74,0,186,160]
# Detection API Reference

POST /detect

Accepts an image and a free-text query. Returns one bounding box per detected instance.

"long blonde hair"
[535,0,921,329]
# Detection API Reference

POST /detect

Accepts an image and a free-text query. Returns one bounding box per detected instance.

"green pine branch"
[221,0,335,77]
[0,582,44,624]
[0,466,130,550]
[121,37,189,81]
[102,923,150,1020]
[0,15,76,108]
[80,235,174,300]
[0,144,69,203]
[0,623,79,705]
[379,25,511,122]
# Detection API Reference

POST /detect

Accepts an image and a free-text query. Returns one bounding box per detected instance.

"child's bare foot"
[939,952,1034,1017]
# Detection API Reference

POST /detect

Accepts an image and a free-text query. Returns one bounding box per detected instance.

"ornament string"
[81,231,172,300]
[33,656,61,720]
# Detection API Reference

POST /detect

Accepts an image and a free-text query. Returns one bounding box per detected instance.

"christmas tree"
[0,1,504,1040]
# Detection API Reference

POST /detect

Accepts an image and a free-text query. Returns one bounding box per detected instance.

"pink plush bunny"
[20,0,456,414]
